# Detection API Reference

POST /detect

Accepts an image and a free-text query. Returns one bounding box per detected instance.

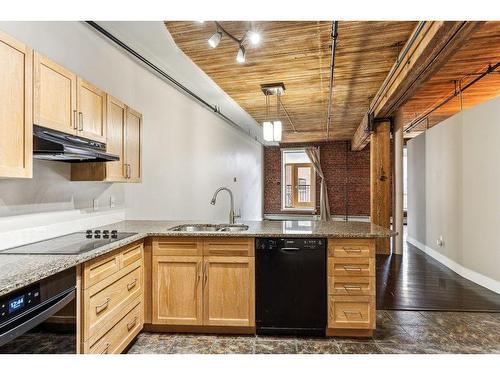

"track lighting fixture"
[205,22,261,64]
[208,29,222,48]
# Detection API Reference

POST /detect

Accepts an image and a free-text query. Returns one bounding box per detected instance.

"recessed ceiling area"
[165,21,417,143]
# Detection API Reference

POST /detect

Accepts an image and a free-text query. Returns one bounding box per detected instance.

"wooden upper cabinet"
[203,256,255,327]
[77,78,107,142]
[125,107,142,182]
[0,31,33,178]
[34,52,77,134]
[104,95,126,181]
[152,255,203,326]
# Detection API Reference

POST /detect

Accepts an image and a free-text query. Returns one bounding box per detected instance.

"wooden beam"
[351,113,369,151]
[351,21,482,150]
[370,121,391,254]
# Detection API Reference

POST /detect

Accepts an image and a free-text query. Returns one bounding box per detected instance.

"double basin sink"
[169,224,249,232]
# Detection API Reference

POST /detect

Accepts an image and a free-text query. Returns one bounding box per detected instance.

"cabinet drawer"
[329,257,375,277]
[328,240,374,258]
[153,238,203,256]
[203,238,254,257]
[328,295,375,329]
[328,276,375,296]
[121,242,143,268]
[88,298,143,354]
[84,261,142,340]
[83,252,121,289]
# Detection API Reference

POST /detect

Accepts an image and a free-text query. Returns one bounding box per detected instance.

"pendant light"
[262,89,283,142]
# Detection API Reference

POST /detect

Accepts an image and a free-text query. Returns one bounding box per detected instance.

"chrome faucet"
[210,187,240,224]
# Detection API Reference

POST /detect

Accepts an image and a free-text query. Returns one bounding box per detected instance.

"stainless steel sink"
[169,224,248,232]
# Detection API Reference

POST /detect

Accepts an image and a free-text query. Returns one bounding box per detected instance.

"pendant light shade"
[236,45,246,63]
[273,121,282,142]
[263,121,274,141]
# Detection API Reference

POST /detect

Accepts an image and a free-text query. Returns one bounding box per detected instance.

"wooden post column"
[370,121,391,254]
[393,111,404,255]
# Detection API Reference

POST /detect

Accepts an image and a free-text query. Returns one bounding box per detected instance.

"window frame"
[280,148,317,212]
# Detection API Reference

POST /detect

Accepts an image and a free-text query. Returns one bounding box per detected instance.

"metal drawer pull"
[344,285,362,290]
[73,110,78,130]
[342,247,362,252]
[95,298,111,314]
[343,266,362,272]
[100,342,110,354]
[343,310,363,318]
[127,316,138,331]
[127,278,138,291]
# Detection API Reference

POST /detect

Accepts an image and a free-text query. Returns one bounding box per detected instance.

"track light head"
[236,45,246,63]
[208,30,222,48]
[247,31,261,45]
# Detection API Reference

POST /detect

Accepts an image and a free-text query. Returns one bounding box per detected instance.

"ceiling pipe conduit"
[404,61,500,132]
[325,21,338,140]
[84,21,264,145]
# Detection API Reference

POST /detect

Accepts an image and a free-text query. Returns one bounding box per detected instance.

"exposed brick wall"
[263,141,371,216]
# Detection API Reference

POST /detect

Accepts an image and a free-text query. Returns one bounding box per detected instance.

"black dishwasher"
[255,238,326,336]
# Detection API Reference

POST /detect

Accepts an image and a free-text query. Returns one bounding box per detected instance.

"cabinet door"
[203,257,255,327]
[125,107,142,182]
[152,256,202,325]
[105,95,126,181]
[77,78,107,143]
[0,31,33,178]
[34,52,77,134]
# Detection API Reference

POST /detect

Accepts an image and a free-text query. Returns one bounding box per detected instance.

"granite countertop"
[0,220,395,297]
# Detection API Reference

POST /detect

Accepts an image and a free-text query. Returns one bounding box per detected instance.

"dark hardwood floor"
[377,227,500,312]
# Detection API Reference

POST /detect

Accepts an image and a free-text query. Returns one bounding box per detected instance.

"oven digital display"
[9,295,25,314]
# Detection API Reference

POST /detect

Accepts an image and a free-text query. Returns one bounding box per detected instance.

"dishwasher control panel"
[256,238,325,250]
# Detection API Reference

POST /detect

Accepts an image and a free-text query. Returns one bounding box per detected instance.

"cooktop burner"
[0,231,138,255]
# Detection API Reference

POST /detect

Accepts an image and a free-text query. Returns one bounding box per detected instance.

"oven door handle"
[0,288,75,347]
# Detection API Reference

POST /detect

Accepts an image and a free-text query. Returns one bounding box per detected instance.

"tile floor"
[124,310,500,354]
[1,311,500,354]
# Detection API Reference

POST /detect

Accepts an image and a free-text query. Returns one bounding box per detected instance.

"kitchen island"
[0,220,394,353]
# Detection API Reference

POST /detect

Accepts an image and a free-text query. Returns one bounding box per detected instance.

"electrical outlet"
[93,198,99,211]
[437,235,444,247]
[109,196,115,208]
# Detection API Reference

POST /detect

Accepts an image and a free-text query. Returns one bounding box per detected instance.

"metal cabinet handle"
[73,110,78,130]
[203,262,208,286]
[127,278,138,291]
[344,285,362,290]
[78,112,83,131]
[128,164,131,179]
[343,266,362,272]
[343,310,362,317]
[196,262,201,290]
[342,247,362,252]
[100,342,111,354]
[127,316,138,331]
[95,297,111,314]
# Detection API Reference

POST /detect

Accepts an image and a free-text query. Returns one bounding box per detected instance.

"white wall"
[407,95,500,293]
[0,21,263,239]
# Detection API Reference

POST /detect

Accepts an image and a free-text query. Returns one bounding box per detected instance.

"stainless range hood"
[33,125,119,163]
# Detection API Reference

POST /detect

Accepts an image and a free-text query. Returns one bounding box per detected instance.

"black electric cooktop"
[0,230,138,255]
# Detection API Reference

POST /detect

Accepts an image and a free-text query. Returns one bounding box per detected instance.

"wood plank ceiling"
[401,21,500,138]
[165,21,417,142]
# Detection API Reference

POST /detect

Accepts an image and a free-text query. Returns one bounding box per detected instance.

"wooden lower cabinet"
[78,241,144,354]
[152,255,203,325]
[151,238,255,330]
[203,256,255,327]
[326,238,376,337]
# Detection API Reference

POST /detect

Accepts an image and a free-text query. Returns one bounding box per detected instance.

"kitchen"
[1,1,500,372]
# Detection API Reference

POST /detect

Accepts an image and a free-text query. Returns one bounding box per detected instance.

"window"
[281,149,316,211]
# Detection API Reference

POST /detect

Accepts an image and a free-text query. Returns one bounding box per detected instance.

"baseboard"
[407,236,500,294]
